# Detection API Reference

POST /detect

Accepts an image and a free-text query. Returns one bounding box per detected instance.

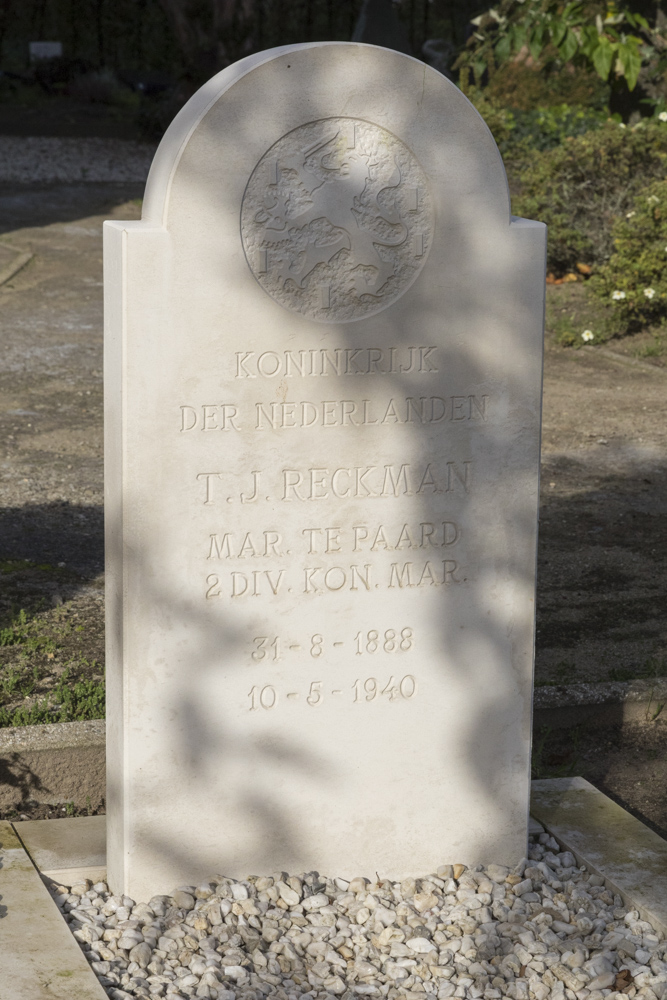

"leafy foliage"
[509,104,611,152]
[512,119,667,275]
[593,179,667,330]
[456,1,651,93]
[470,95,611,157]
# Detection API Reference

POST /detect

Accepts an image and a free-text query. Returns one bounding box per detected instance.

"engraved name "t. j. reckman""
[196,462,471,504]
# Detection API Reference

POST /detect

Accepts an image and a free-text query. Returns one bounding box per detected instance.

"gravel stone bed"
[0,136,155,183]
[51,833,667,1000]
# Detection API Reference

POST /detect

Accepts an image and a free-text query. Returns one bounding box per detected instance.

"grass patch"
[0,608,57,654]
[634,333,666,359]
[0,597,105,727]
[0,663,105,727]
[545,281,625,347]
[607,656,667,683]
[0,558,69,577]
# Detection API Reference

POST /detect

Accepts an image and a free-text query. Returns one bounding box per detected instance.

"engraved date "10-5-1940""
[248,675,417,710]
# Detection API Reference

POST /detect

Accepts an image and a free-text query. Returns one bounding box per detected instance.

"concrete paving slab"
[531,776,667,935]
[0,820,108,999]
[14,815,106,885]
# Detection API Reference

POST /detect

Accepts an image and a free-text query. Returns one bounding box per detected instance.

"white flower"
[644,287,655,299]
[581,330,594,342]
[612,290,626,300]
[626,210,636,218]
[619,123,627,129]
[659,111,667,122]
[647,195,660,205]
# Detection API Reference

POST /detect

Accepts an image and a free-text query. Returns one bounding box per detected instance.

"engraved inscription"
[241,118,433,322]
[180,393,488,431]
[247,675,417,710]
[248,627,413,661]
[233,346,438,378]
[202,520,465,600]
[196,463,472,505]
[205,558,464,598]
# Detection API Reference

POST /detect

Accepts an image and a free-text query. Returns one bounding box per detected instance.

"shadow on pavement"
[0,183,145,235]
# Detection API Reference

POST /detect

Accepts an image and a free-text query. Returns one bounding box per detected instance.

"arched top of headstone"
[142,42,511,232]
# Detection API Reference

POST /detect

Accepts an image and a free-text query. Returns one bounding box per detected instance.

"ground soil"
[0,180,665,833]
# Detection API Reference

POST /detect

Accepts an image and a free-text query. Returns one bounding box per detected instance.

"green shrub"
[592,179,667,331]
[512,120,667,274]
[467,90,609,159]
[466,90,517,153]
[485,59,610,112]
[508,104,610,153]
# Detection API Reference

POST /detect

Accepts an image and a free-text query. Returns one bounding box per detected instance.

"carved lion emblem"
[241,118,432,323]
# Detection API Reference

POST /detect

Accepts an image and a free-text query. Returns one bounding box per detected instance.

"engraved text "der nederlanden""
[180,395,488,432]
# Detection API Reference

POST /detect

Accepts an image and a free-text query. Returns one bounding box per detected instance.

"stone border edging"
[0,718,105,752]
[532,776,667,935]
[533,678,667,728]
[534,677,667,709]
[0,719,105,813]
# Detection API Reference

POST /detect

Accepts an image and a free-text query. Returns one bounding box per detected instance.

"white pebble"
[69,834,665,1000]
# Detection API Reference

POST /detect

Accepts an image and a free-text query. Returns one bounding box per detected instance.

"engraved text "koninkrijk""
[235,347,437,378]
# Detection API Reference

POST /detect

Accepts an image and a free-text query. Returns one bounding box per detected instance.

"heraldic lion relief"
[240,117,433,322]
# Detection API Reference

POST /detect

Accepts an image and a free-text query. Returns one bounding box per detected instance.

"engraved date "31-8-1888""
[251,628,414,661]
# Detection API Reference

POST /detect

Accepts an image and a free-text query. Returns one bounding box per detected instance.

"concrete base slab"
[15,815,106,887]
[531,776,667,935]
[0,821,108,999]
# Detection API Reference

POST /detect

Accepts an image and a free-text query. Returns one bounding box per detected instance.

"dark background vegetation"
[0,0,480,83]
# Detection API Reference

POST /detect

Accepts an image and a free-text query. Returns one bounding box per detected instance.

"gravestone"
[105,42,545,900]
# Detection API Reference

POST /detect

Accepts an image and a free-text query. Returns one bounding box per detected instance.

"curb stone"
[0,719,105,813]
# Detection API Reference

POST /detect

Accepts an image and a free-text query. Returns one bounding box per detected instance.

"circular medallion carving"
[241,117,432,323]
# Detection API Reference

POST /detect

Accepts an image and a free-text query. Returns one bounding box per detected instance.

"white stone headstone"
[104,42,545,900]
